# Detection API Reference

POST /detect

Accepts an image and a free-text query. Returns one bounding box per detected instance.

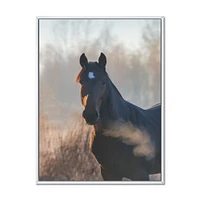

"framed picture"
[37,17,165,184]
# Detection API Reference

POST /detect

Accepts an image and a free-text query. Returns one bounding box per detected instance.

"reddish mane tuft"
[75,67,86,83]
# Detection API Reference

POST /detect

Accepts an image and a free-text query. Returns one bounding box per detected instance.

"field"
[39,112,103,181]
[39,112,161,181]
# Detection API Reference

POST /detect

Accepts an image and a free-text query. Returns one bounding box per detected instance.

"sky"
[39,18,160,53]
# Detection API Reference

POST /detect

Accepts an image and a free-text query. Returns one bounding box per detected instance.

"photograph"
[38,17,164,184]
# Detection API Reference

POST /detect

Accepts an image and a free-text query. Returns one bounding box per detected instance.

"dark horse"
[76,53,161,181]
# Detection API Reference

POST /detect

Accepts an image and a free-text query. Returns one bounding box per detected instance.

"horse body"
[77,53,161,181]
[91,83,161,180]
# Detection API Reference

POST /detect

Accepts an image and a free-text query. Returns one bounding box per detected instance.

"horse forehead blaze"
[88,72,95,79]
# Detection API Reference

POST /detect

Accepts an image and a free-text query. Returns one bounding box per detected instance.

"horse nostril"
[94,111,100,119]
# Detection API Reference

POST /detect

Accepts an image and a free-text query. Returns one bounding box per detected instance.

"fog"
[39,19,161,123]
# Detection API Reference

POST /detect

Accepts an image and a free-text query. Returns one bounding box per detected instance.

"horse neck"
[100,79,130,123]
[94,79,141,134]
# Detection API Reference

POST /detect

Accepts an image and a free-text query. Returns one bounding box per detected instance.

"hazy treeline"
[39,20,160,123]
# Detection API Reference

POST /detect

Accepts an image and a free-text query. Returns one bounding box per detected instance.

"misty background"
[39,19,161,124]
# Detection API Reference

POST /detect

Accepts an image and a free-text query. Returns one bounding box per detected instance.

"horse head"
[76,53,109,125]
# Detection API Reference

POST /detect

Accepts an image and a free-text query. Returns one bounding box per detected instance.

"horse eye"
[79,80,83,85]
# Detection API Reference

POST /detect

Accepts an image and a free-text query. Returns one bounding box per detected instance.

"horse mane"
[104,77,130,121]
[75,67,86,83]
[108,78,123,98]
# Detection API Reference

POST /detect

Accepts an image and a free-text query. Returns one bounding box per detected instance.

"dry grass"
[39,113,160,181]
[39,113,103,181]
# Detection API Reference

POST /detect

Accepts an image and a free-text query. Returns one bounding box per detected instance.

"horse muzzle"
[82,109,100,125]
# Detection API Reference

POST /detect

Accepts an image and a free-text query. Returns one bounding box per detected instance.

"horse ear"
[98,53,107,70]
[80,53,88,67]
